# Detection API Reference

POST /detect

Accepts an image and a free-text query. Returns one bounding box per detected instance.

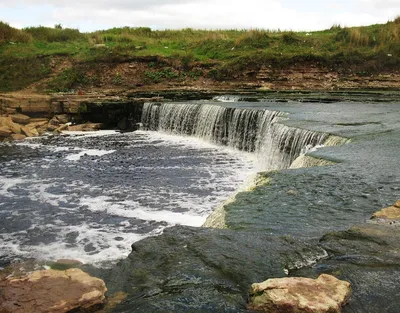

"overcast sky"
[0,0,399,32]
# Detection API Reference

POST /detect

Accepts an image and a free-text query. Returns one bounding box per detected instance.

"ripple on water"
[0,131,256,266]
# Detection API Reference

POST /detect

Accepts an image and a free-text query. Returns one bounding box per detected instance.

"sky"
[0,0,399,32]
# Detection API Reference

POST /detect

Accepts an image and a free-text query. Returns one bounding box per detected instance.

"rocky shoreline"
[1,91,400,312]
[1,201,398,313]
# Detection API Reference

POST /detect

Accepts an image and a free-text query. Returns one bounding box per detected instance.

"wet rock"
[11,113,30,125]
[286,189,299,196]
[68,122,104,131]
[249,274,351,313]
[371,202,400,220]
[0,268,107,313]
[10,134,26,141]
[103,226,326,313]
[0,126,12,137]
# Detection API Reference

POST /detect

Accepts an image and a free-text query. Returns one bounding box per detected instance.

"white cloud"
[0,0,398,31]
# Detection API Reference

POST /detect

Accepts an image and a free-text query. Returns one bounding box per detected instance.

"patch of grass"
[144,68,179,83]
[46,68,92,92]
[1,20,400,90]
[0,56,51,91]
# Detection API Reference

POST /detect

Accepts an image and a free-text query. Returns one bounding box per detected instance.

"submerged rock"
[0,268,107,313]
[249,274,351,313]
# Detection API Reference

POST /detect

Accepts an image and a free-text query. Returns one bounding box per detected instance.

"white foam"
[0,177,27,197]
[65,149,116,161]
[80,197,205,227]
[62,130,118,139]
[1,130,257,266]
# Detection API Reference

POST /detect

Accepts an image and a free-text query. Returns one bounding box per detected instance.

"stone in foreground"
[0,268,107,313]
[249,274,351,313]
[372,201,400,220]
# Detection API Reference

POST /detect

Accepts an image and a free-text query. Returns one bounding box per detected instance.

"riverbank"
[1,18,400,95]
[1,98,399,312]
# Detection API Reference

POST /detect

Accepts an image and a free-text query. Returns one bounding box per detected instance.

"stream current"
[0,130,256,267]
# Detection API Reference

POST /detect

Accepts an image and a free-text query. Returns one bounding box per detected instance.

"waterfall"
[141,102,331,170]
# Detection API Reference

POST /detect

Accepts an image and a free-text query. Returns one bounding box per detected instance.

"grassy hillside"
[0,18,399,92]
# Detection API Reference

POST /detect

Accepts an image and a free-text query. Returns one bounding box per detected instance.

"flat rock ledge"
[371,200,400,223]
[248,274,351,313]
[0,268,107,313]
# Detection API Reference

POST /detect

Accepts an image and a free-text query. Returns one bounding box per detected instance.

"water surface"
[0,130,256,266]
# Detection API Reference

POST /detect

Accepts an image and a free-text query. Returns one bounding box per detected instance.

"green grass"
[1,18,400,91]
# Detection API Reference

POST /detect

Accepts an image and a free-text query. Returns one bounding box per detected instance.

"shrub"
[281,31,300,44]
[235,29,270,48]
[330,24,342,31]
[0,21,32,44]
[335,27,370,46]
[24,26,85,42]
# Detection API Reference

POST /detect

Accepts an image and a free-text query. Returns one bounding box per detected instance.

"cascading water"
[141,102,329,170]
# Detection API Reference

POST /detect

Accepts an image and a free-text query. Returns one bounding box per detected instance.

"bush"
[0,21,32,44]
[281,31,300,44]
[24,26,85,42]
[335,27,370,46]
[235,30,270,48]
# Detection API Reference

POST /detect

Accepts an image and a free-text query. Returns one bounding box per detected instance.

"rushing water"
[0,130,257,266]
[142,102,329,169]
[0,102,330,267]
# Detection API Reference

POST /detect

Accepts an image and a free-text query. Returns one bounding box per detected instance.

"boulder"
[47,124,58,131]
[0,268,107,313]
[56,124,69,132]
[29,118,49,124]
[49,116,61,126]
[372,202,400,220]
[29,128,40,136]
[27,121,48,129]
[55,114,70,124]
[11,113,30,125]
[68,123,104,131]
[20,125,35,137]
[6,119,22,134]
[11,134,26,141]
[0,126,12,137]
[248,274,351,313]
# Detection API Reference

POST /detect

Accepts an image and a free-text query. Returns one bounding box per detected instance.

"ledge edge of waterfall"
[203,134,350,229]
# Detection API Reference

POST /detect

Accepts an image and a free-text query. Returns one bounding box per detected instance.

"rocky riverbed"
[0,97,400,313]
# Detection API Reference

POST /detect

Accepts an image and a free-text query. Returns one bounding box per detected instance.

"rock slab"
[372,201,400,220]
[0,268,107,313]
[249,274,351,313]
